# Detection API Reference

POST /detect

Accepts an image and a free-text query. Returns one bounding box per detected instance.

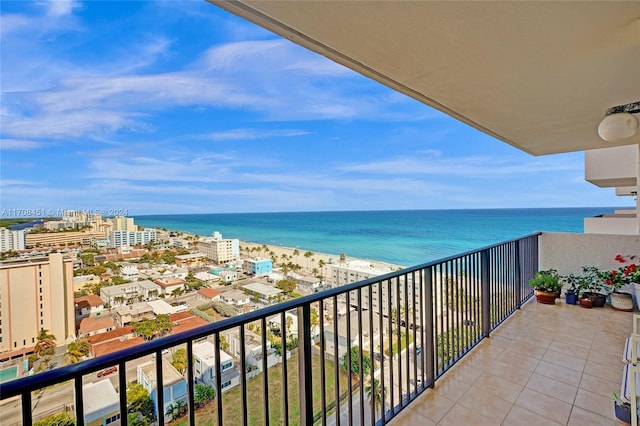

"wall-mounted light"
[598,101,640,142]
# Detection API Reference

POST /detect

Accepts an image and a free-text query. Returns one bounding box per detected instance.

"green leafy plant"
[528,269,562,292]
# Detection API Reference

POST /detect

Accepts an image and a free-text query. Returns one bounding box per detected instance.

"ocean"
[136,207,619,267]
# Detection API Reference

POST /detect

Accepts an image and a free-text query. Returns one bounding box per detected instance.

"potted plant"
[529,269,562,304]
[613,393,632,425]
[562,274,579,304]
[577,266,608,307]
[603,254,640,311]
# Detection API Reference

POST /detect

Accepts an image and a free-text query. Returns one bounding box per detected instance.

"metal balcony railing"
[0,233,539,426]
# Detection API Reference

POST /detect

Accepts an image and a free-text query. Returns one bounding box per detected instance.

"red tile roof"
[75,294,104,309]
[78,316,114,334]
[86,326,134,345]
[92,337,145,358]
[197,288,221,299]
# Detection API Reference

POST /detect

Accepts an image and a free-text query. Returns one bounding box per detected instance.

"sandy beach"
[239,241,404,275]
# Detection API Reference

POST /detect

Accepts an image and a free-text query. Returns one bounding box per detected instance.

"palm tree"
[365,378,387,411]
[65,340,89,364]
[304,251,313,268]
[35,329,56,358]
[293,249,300,258]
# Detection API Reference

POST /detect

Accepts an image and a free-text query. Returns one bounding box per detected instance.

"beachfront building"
[137,358,188,420]
[109,228,157,248]
[192,341,240,392]
[0,253,75,355]
[331,260,392,288]
[197,232,239,264]
[25,230,105,248]
[242,258,273,277]
[0,228,25,252]
[82,379,121,426]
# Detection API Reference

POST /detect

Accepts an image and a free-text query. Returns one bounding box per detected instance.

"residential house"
[242,282,283,305]
[75,294,105,321]
[153,277,185,296]
[197,288,221,303]
[192,340,240,392]
[78,316,115,338]
[175,253,207,268]
[137,358,188,420]
[242,258,273,277]
[216,270,237,284]
[295,275,323,294]
[113,303,154,327]
[83,379,121,426]
[194,271,219,285]
[220,290,251,307]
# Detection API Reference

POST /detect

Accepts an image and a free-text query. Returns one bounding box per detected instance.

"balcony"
[390,298,631,425]
[0,232,637,425]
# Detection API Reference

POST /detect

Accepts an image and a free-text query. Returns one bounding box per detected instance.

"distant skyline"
[0,1,633,217]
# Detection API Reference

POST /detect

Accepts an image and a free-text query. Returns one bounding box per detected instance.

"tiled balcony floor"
[391,298,633,425]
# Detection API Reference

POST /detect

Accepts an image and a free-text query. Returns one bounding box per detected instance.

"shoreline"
[238,241,405,274]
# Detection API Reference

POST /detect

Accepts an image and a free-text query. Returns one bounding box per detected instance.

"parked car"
[97,366,117,377]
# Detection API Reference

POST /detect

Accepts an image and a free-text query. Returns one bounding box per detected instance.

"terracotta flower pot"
[534,289,557,304]
[579,297,593,308]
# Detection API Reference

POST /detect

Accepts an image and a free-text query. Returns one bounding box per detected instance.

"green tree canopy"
[276,279,296,294]
[341,346,373,376]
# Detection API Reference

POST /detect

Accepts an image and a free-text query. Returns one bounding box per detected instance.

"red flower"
[616,254,626,263]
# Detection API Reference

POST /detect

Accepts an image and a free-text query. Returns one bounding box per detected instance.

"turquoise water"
[0,366,17,383]
[136,207,619,267]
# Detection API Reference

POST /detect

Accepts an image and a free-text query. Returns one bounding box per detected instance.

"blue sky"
[0,1,631,216]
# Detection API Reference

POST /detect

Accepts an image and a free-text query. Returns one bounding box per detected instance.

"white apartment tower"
[0,228,26,252]
[0,253,75,354]
[109,228,157,248]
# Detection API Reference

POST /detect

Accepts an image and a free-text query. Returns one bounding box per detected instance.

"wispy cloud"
[0,139,45,150]
[204,128,310,141]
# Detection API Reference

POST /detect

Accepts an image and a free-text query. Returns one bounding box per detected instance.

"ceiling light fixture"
[598,101,640,143]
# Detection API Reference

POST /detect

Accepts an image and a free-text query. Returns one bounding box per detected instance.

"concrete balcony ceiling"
[209,1,640,156]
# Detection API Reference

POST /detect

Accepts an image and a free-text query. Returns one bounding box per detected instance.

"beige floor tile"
[525,372,578,404]
[471,373,524,403]
[507,339,549,359]
[579,373,621,399]
[534,359,583,387]
[489,359,534,386]
[583,360,622,383]
[573,388,616,418]
[388,405,437,426]
[456,384,512,423]
[542,349,587,372]
[431,375,470,402]
[514,387,572,425]
[548,340,590,360]
[438,402,502,426]
[502,405,564,426]
[496,348,541,372]
[401,391,455,423]
[567,406,618,426]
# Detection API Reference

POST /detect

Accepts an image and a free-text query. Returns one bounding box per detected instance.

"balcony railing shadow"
[1,233,540,425]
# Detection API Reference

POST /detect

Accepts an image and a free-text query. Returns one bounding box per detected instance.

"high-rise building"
[112,215,135,231]
[109,228,156,248]
[0,228,26,252]
[197,232,239,264]
[0,253,75,354]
